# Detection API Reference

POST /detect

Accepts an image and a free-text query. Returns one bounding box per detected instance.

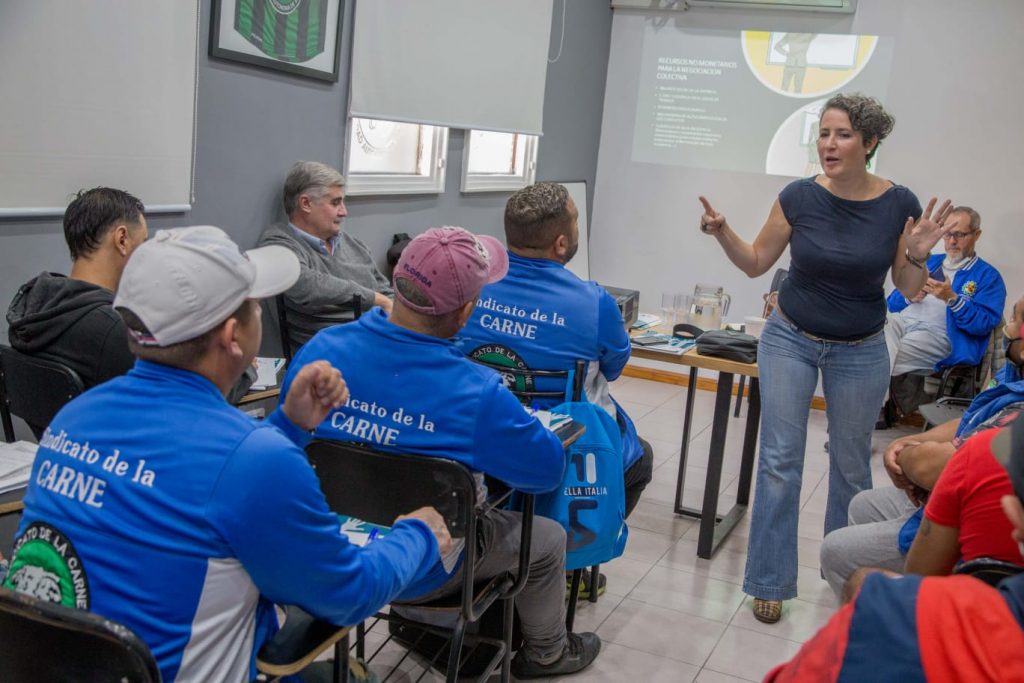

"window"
[461,130,538,193]
[344,118,448,196]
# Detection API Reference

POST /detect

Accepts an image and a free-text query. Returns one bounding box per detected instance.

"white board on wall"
[562,181,590,281]
[0,1,199,216]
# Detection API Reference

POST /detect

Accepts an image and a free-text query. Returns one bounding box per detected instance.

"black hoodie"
[6,272,134,389]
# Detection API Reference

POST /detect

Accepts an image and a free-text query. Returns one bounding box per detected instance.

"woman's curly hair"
[822,93,894,163]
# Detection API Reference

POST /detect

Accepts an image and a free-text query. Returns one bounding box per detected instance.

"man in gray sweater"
[258,161,393,351]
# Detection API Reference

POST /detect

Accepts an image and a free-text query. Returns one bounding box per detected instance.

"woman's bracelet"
[904,249,926,269]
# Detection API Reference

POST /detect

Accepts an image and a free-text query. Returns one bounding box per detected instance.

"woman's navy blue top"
[777,177,922,341]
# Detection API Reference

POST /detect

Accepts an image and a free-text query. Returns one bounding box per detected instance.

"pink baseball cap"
[393,227,508,315]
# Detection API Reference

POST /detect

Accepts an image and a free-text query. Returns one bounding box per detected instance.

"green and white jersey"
[235,0,328,63]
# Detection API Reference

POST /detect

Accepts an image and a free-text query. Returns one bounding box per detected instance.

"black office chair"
[1,344,84,442]
[276,293,362,362]
[304,439,534,683]
[0,586,162,683]
[953,557,1024,587]
[471,357,598,629]
[916,324,1007,428]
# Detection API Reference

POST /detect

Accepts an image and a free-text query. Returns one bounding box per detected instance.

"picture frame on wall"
[210,0,343,82]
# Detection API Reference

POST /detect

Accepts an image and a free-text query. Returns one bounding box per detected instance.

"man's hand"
[908,290,927,304]
[922,277,955,303]
[375,293,394,315]
[281,360,349,430]
[884,437,920,491]
[396,506,454,557]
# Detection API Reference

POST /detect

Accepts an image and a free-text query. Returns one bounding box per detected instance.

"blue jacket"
[3,360,438,683]
[453,252,643,469]
[887,254,1005,369]
[282,309,566,596]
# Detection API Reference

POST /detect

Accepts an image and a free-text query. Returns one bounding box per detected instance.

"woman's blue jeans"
[742,310,889,601]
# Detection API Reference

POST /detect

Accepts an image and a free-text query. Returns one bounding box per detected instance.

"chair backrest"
[306,440,477,540]
[0,587,161,683]
[275,293,362,362]
[953,556,1024,587]
[0,345,85,442]
[305,439,534,623]
[473,358,586,404]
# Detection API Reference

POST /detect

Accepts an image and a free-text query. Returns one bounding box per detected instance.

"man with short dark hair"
[257,161,394,350]
[281,226,602,679]
[6,187,147,389]
[2,226,450,683]
[455,182,653,520]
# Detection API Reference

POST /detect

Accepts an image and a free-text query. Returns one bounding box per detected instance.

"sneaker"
[565,571,607,600]
[510,632,601,679]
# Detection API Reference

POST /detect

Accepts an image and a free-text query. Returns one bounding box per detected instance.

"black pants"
[624,437,654,518]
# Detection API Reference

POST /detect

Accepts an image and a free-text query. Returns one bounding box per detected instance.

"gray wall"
[0,0,613,355]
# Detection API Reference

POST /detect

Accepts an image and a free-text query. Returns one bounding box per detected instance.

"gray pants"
[819,487,918,599]
[885,312,951,377]
[406,509,568,663]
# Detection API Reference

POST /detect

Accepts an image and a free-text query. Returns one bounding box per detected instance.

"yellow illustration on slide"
[741,31,878,99]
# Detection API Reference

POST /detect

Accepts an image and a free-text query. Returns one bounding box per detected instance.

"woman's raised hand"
[903,197,956,259]
[698,196,726,236]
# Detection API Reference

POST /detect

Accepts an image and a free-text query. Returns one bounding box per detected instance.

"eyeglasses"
[943,230,976,241]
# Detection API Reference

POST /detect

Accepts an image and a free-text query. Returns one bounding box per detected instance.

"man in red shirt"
[905,413,1023,575]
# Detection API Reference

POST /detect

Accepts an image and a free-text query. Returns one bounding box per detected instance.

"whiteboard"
[0,1,199,216]
[561,181,590,281]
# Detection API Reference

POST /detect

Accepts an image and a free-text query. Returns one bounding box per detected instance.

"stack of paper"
[631,313,662,331]
[251,357,286,390]
[0,441,38,494]
[339,514,465,573]
[630,332,695,355]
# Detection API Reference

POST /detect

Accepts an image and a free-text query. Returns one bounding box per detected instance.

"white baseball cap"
[114,225,300,346]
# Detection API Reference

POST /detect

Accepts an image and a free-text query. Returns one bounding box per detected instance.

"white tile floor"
[359,374,918,682]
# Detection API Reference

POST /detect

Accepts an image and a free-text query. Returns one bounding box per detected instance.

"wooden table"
[631,344,760,559]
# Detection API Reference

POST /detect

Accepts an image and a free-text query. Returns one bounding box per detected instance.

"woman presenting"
[699,93,954,624]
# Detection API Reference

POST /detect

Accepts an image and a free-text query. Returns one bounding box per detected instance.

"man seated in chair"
[883,205,1004,422]
[902,409,1024,578]
[820,340,1024,598]
[766,417,1024,682]
[280,226,602,679]
[454,182,653,519]
[257,161,393,351]
[6,187,147,389]
[2,226,451,683]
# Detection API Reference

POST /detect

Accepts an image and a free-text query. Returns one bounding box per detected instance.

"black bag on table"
[694,329,758,364]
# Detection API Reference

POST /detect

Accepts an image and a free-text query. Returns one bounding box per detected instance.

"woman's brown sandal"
[753,598,783,624]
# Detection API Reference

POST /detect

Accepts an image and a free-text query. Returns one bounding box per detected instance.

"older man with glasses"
[881,205,1005,424]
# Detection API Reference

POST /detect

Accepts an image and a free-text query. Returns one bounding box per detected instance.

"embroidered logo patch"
[1,521,89,609]
[470,344,534,394]
[961,281,978,297]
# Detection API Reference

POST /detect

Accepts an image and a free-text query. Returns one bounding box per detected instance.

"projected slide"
[632,27,892,177]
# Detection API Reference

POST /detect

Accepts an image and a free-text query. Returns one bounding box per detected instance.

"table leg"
[674,367,699,515]
[695,372,735,558]
[736,377,760,506]
[734,376,746,418]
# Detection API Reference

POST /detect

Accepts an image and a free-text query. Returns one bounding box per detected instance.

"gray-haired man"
[258,161,394,351]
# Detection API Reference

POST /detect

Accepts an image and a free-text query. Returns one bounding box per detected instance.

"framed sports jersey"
[210,0,343,82]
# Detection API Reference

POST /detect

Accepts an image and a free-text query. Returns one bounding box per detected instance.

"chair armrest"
[256,605,350,678]
[935,397,972,408]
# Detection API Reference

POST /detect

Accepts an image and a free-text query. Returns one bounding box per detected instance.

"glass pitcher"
[692,283,731,331]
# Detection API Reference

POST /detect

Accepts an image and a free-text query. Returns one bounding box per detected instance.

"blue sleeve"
[208,426,439,626]
[596,286,631,381]
[472,379,566,493]
[948,263,1006,336]
[265,408,312,450]
[888,289,910,313]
